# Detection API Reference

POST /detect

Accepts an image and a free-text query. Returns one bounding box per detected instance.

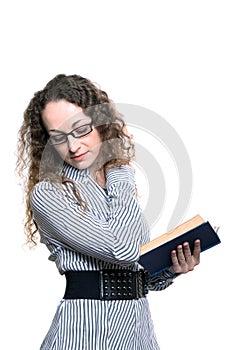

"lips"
[71,151,89,161]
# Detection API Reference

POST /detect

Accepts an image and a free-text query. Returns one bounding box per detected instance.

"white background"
[1,1,232,349]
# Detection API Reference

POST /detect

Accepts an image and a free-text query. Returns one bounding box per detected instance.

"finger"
[192,239,201,264]
[183,242,198,270]
[176,244,187,265]
[177,244,193,273]
[182,242,192,261]
[182,242,195,269]
[171,249,181,272]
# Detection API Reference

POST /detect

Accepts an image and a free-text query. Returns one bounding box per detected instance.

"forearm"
[30,166,149,265]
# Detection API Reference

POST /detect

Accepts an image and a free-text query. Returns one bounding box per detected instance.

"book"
[139,215,221,276]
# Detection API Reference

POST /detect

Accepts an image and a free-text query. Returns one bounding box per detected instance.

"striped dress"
[30,164,174,350]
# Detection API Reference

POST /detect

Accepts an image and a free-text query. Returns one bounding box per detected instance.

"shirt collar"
[62,162,90,182]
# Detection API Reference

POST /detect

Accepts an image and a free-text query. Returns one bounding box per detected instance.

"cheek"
[53,145,68,159]
[90,130,102,148]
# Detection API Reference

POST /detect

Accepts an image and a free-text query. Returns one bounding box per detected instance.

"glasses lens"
[72,124,92,138]
[49,134,67,145]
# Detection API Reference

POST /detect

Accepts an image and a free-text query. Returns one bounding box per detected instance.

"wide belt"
[63,269,149,300]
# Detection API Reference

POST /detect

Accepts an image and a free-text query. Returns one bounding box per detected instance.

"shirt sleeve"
[30,166,149,266]
[147,269,180,291]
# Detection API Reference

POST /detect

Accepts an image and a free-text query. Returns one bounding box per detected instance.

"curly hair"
[16,74,135,247]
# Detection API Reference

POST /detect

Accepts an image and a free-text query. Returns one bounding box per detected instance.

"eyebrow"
[49,118,90,133]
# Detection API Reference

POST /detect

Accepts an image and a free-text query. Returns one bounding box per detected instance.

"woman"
[17,74,200,350]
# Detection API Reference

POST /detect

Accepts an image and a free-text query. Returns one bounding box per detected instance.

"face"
[42,100,102,170]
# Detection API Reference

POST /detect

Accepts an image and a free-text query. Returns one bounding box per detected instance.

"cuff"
[147,269,180,292]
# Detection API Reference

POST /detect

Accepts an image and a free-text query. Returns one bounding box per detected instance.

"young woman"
[17,74,201,350]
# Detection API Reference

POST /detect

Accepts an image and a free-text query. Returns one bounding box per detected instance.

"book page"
[140,215,205,254]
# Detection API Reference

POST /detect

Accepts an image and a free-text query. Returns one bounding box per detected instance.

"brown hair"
[16,74,135,246]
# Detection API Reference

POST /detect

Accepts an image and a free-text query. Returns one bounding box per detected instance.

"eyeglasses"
[48,122,93,145]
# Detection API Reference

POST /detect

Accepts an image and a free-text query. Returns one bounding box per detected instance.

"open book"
[139,215,221,276]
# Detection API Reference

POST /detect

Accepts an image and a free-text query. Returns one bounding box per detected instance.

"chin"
[68,158,96,170]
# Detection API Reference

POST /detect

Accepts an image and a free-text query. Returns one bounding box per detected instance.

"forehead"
[42,100,90,131]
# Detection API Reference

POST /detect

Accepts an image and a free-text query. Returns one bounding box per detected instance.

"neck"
[90,167,106,188]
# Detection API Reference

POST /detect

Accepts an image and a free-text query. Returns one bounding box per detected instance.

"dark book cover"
[139,222,221,276]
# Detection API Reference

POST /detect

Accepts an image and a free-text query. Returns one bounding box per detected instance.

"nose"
[67,135,81,153]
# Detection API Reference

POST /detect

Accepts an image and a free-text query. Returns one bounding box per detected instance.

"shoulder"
[30,180,65,207]
[32,179,61,195]
[30,180,70,217]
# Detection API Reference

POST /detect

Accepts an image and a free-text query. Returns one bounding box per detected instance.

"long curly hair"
[16,74,135,247]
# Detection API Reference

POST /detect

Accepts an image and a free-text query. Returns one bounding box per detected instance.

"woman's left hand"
[170,239,201,274]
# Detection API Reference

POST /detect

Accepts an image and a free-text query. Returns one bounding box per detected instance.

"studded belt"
[63,269,149,300]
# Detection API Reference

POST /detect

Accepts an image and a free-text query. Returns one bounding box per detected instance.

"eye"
[49,134,66,144]
[73,124,92,137]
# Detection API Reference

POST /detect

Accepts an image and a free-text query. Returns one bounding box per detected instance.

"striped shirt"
[30,164,174,350]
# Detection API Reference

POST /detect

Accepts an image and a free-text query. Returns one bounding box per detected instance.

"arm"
[30,166,149,265]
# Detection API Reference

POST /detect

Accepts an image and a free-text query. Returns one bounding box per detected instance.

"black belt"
[63,269,149,301]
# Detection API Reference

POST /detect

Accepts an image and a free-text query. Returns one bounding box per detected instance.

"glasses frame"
[48,122,93,145]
